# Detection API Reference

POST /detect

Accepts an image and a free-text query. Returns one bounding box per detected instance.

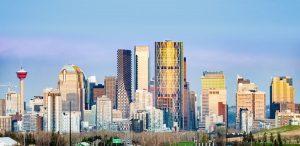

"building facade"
[58,65,86,112]
[104,76,117,109]
[117,49,132,118]
[5,91,19,116]
[86,76,97,110]
[60,111,81,133]
[275,110,300,127]
[239,108,253,133]
[201,71,227,130]
[0,116,12,132]
[43,88,61,132]
[134,45,150,92]
[155,40,184,129]
[236,76,266,129]
[97,95,112,130]
[93,84,105,104]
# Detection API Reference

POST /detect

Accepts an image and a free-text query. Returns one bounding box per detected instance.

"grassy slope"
[255,125,300,137]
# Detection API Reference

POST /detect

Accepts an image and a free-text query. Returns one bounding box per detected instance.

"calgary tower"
[16,67,27,114]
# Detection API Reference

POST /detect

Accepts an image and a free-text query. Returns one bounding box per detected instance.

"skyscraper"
[117,49,132,118]
[104,76,117,109]
[270,76,295,119]
[155,40,184,129]
[182,57,192,130]
[236,76,266,130]
[58,65,86,112]
[201,71,227,130]
[189,90,196,130]
[134,45,150,92]
[16,67,27,114]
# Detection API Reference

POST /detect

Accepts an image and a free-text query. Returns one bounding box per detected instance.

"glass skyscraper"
[155,40,184,129]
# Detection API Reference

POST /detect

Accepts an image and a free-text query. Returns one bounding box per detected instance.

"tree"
[249,132,254,142]
[270,133,274,143]
[242,132,247,142]
[263,132,267,143]
[277,132,282,146]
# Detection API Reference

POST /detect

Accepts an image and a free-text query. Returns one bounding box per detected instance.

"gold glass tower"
[270,76,295,118]
[155,40,184,129]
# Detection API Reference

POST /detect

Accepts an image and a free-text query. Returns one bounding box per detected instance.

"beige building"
[134,46,150,92]
[0,116,12,132]
[112,109,123,121]
[130,90,153,115]
[5,91,19,115]
[58,65,85,112]
[236,76,266,128]
[97,95,112,130]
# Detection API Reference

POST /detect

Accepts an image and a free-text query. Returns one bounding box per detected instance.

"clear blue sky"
[0,0,299,106]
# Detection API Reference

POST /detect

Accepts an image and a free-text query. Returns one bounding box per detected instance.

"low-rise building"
[205,114,224,132]
[60,111,81,133]
[22,113,43,132]
[275,110,300,127]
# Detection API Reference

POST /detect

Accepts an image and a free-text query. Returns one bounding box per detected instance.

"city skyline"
[0,0,299,106]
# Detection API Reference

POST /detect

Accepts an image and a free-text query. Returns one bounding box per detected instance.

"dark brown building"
[105,76,117,109]
[93,84,105,103]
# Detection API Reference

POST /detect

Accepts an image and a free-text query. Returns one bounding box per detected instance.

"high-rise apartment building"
[134,46,150,92]
[270,76,295,119]
[236,76,266,129]
[104,76,117,109]
[117,49,132,118]
[43,88,61,132]
[201,71,227,130]
[97,95,112,130]
[155,40,184,129]
[58,65,85,112]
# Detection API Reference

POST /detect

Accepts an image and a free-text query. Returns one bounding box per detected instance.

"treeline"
[0,131,66,145]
